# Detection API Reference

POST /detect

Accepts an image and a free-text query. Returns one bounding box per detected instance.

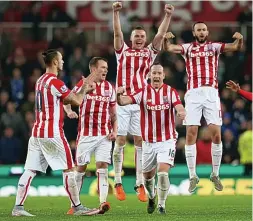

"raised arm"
[223,32,243,52]
[226,80,252,101]
[152,4,174,51]
[116,87,133,106]
[112,2,124,51]
[162,32,183,54]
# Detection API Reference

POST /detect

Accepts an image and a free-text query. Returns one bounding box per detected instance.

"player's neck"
[45,67,58,76]
[195,40,207,45]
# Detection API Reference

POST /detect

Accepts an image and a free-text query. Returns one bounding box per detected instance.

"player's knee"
[96,162,108,169]
[76,165,87,172]
[211,133,221,144]
[133,136,142,147]
[186,126,198,143]
[116,136,126,146]
[113,144,124,156]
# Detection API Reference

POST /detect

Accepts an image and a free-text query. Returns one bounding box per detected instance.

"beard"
[195,35,207,43]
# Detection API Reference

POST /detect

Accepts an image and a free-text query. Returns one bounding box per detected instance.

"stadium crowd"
[0,2,252,175]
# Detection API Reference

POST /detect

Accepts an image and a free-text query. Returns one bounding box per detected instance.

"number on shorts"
[168,149,175,158]
[35,91,43,112]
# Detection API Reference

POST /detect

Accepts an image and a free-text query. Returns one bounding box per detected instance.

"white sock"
[135,146,143,186]
[185,144,197,178]
[15,170,36,206]
[144,176,155,199]
[75,171,85,194]
[97,168,108,204]
[157,172,169,208]
[69,171,85,207]
[113,144,124,184]
[63,172,81,207]
[211,142,223,176]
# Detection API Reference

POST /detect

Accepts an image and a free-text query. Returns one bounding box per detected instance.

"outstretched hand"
[226,80,240,92]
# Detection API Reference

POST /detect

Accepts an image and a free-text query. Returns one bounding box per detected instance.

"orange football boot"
[98,202,111,214]
[114,183,126,201]
[135,184,148,202]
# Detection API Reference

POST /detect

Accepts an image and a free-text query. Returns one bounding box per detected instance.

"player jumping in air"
[163,22,243,193]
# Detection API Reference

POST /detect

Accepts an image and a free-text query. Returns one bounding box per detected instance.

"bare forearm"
[63,104,72,114]
[175,104,185,113]
[111,114,118,133]
[158,14,171,36]
[117,94,132,106]
[113,11,122,35]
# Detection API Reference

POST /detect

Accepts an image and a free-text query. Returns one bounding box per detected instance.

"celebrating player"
[112,1,174,201]
[163,22,243,192]
[116,64,185,214]
[11,49,99,216]
[226,80,252,101]
[66,57,117,215]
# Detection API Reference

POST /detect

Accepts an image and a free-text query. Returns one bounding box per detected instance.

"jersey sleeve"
[72,79,84,94]
[115,42,129,60]
[129,89,143,105]
[50,79,71,99]
[180,43,191,57]
[238,89,253,101]
[171,88,182,107]
[110,87,116,107]
[147,43,159,63]
[212,42,225,54]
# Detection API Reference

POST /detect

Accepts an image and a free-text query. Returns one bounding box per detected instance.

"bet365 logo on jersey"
[190,51,214,58]
[124,51,149,57]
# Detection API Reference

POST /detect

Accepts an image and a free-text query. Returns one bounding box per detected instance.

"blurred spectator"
[220,88,233,111]
[180,21,194,43]
[21,92,35,115]
[0,90,10,115]
[22,2,43,41]
[3,2,22,22]
[48,28,65,49]
[70,69,83,88]
[24,111,34,139]
[0,25,13,71]
[0,101,27,138]
[0,2,10,21]
[221,113,238,138]
[0,127,22,164]
[232,98,248,132]
[222,129,239,164]
[46,5,73,23]
[237,5,252,24]
[26,68,42,95]
[104,45,117,84]
[196,127,212,164]
[238,120,252,176]
[68,47,88,73]
[10,68,24,106]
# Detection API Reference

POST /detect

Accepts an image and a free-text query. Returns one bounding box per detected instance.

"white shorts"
[24,136,74,173]
[76,136,112,165]
[183,87,222,126]
[117,104,141,136]
[142,139,176,173]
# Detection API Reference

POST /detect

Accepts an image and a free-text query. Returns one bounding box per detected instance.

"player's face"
[131,30,147,50]
[150,65,165,88]
[192,23,209,43]
[95,60,108,81]
[56,52,64,72]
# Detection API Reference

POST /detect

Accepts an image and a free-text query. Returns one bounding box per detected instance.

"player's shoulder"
[103,80,114,88]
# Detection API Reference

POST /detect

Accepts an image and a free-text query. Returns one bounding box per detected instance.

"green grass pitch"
[0,195,251,221]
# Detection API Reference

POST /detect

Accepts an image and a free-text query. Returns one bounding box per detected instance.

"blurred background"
[0,1,252,197]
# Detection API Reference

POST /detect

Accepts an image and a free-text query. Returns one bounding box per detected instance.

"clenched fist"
[112,1,122,11]
[164,32,175,39]
[164,4,174,15]
[117,86,125,95]
[232,32,243,40]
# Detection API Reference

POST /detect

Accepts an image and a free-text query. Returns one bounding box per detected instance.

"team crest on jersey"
[207,43,213,51]
[163,96,169,103]
[104,90,110,96]
[147,99,152,102]
[60,85,68,93]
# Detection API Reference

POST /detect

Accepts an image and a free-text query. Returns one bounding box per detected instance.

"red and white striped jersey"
[180,41,225,90]
[73,79,116,138]
[130,84,182,143]
[115,42,159,95]
[32,73,71,138]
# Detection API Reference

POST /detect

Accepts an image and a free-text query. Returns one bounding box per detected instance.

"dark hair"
[150,63,162,69]
[42,49,59,66]
[192,21,207,31]
[131,26,146,32]
[89,57,108,70]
